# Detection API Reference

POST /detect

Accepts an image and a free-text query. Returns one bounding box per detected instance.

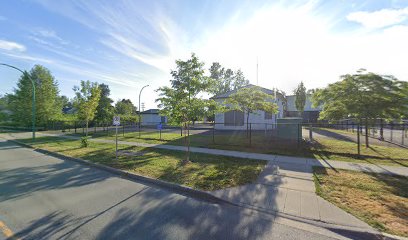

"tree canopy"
[294,81,306,116]
[208,62,249,96]
[8,65,62,127]
[226,86,278,131]
[312,70,408,121]
[94,83,114,123]
[73,80,101,135]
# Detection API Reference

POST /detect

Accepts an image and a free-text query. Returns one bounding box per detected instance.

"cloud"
[34,28,69,45]
[347,7,408,29]
[0,40,26,52]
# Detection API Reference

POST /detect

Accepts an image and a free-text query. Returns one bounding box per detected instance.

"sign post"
[113,116,121,160]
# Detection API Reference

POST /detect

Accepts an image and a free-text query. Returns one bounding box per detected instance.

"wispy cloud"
[0,40,26,52]
[32,28,69,45]
[347,7,408,29]
[1,52,53,64]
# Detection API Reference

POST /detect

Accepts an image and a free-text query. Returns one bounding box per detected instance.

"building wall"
[214,98,285,130]
[141,114,167,126]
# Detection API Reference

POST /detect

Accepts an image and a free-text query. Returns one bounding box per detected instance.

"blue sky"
[1,0,408,109]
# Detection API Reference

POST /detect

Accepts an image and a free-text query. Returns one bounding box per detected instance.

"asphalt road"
[0,139,374,240]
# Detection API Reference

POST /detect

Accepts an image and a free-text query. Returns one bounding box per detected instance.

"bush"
[80,136,90,148]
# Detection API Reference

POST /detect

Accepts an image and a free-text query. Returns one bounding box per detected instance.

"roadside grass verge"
[18,136,266,191]
[313,167,408,237]
[70,129,408,166]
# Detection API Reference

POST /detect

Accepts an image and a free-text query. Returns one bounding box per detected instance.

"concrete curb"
[7,139,231,205]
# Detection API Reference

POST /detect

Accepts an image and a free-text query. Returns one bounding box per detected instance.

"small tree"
[73,80,101,136]
[156,53,213,163]
[294,81,306,118]
[226,86,279,133]
[95,84,114,124]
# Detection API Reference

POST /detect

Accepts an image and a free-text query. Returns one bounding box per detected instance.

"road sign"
[113,116,120,126]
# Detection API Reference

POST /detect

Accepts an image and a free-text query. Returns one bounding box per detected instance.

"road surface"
[0,139,376,240]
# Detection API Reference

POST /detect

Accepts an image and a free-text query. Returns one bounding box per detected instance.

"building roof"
[286,95,322,112]
[211,84,286,101]
[141,109,160,114]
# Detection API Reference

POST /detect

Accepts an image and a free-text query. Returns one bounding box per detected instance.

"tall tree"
[226,86,279,132]
[294,81,307,118]
[233,69,249,90]
[312,70,408,147]
[156,53,214,163]
[73,80,101,136]
[8,65,62,127]
[95,84,114,123]
[115,99,136,115]
[209,62,232,95]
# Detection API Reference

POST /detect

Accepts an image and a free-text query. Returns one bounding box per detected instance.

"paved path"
[0,140,381,240]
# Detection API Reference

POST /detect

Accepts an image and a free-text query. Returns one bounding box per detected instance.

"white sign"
[113,116,120,126]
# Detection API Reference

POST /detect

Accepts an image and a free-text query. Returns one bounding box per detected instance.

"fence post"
[249,123,252,146]
[181,125,183,136]
[159,128,162,141]
[357,123,361,157]
[402,124,405,146]
[212,123,215,144]
[94,124,96,134]
[123,124,125,137]
[380,119,384,140]
[74,121,77,134]
[309,123,313,141]
[391,122,394,142]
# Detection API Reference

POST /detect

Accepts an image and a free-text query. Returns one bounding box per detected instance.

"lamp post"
[1,63,36,140]
[138,85,149,138]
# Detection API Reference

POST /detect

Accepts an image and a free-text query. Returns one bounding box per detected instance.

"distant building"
[285,95,322,123]
[140,109,167,126]
[211,84,286,130]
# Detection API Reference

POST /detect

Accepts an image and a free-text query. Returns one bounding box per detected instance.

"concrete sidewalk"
[210,161,371,228]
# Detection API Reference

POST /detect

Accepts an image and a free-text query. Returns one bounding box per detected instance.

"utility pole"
[138,85,149,138]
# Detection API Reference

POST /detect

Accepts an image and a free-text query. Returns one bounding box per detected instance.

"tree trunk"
[246,112,250,138]
[365,117,369,148]
[86,120,89,136]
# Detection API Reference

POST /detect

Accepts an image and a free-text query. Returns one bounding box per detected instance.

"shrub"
[80,136,90,148]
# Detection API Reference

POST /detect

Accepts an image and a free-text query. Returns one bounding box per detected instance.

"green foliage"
[115,99,136,115]
[156,53,214,125]
[80,136,90,148]
[294,81,307,116]
[312,70,408,121]
[95,83,114,123]
[226,86,278,130]
[8,65,62,127]
[73,80,101,135]
[208,62,249,96]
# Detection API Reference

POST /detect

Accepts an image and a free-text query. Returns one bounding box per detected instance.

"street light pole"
[1,63,36,140]
[138,85,149,138]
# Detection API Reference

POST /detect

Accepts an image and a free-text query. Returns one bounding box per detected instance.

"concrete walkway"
[211,161,371,228]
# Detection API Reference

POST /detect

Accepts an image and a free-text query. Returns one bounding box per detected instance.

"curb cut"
[7,139,231,205]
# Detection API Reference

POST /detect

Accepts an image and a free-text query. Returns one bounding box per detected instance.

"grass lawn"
[73,128,408,167]
[19,136,266,191]
[314,167,408,237]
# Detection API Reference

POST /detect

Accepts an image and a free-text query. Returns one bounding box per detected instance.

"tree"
[233,69,249,90]
[115,99,136,115]
[312,70,408,147]
[95,84,114,123]
[8,65,62,127]
[73,80,101,136]
[226,86,279,133]
[156,53,214,163]
[0,95,10,122]
[294,81,306,118]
